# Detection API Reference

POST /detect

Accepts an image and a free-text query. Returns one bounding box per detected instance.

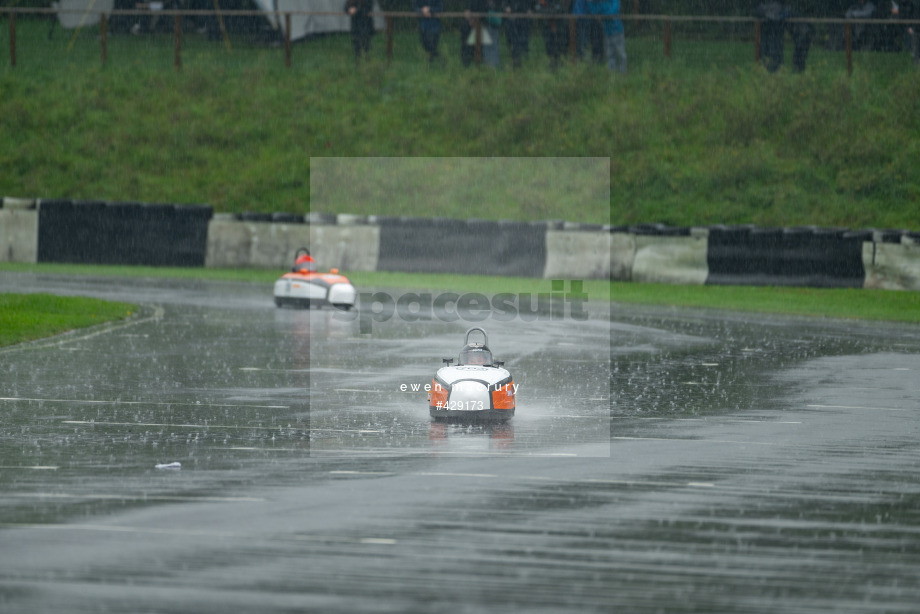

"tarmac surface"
[1,272,920,613]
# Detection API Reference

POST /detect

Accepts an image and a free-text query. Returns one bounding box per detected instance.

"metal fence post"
[0,8,877,78]
[174,14,182,69]
[101,14,108,65]
[285,13,292,67]
[845,22,852,75]
[474,18,483,65]
[569,17,576,60]
[386,15,393,63]
[9,13,16,67]
[664,18,671,59]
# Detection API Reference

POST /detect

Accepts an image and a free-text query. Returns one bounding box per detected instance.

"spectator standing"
[846,0,877,49]
[184,0,212,35]
[753,2,813,72]
[846,0,878,20]
[462,0,501,68]
[503,0,533,68]
[575,0,607,63]
[904,0,920,65]
[788,18,816,72]
[785,2,816,72]
[535,0,570,70]
[572,0,593,62]
[877,0,902,51]
[754,2,792,72]
[344,0,375,63]
[415,0,444,64]
[588,0,626,73]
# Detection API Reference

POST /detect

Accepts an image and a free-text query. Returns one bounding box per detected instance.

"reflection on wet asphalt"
[2,273,920,613]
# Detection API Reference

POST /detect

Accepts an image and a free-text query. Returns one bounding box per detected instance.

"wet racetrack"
[2,272,920,613]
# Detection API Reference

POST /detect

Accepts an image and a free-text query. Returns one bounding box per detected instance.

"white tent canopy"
[255,0,383,40]
[55,0,383,41]
[53,0,114,29]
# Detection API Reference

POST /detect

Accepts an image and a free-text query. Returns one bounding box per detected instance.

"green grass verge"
[0,261,281,283]
[2,20,919,228]
[607,282,920,323]
[3,262,919,324]
[0,292,137,347]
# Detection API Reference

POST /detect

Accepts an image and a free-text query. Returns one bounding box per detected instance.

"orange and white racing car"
[428,327,516,421]
[273,248,357,310]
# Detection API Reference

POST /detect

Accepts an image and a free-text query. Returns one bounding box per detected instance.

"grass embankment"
[3,263,919,328]
[1,20,919,228]
[0,292,137,347]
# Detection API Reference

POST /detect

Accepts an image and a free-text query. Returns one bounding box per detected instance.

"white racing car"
[273,248,357,310]
[428,327,516,421]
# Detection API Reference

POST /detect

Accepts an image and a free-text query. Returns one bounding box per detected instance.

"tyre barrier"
[4,196,920,290]
[706,225,866,288]
[306,212,337,225]
[239,212,274,223]
[271,212,305,224]
[35,199,212,267]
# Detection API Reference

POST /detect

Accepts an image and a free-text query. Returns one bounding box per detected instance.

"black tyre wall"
[37,201,212,266]
[706,227,866,288]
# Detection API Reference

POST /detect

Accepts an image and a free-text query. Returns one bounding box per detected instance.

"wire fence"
[3,6,919,74]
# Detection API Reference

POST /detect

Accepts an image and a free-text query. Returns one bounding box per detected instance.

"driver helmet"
[293,252,316,273]
[459,344,492,366]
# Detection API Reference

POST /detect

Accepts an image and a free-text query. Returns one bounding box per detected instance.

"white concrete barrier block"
[205,219,255,268]
[0,208,39,263]
[249,223,312,269]
[309,225,380,272]
[609,233,635,281]
[544,230,627,280]
[205,220,379,270]
[336,214,368,225]
[631,235,709,285]
[863,242,920,291]
[2,197,37,210]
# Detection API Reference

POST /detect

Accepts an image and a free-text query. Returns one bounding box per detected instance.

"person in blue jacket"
[587,0,626,73]
[415,0,444,64]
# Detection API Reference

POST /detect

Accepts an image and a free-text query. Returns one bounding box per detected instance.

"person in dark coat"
[788,18,815,72]
[344,0,375,63]
[754,2,816,73]
[753,2,793,72]
[503,0,533,68]
[535,0,570,69]
[901,0,920,65]
[415,0,444,64]
[845,0,877,49]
